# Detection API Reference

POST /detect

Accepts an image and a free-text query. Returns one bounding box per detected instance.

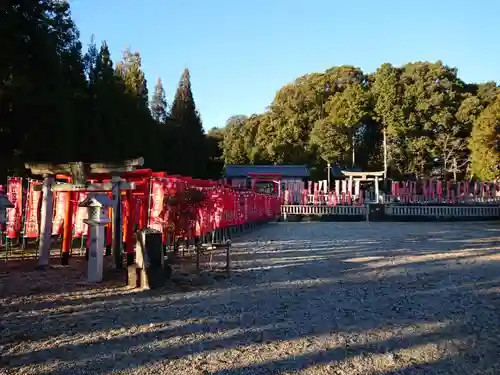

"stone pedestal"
[127,229,166,289]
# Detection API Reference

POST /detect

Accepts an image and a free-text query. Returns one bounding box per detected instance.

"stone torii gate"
[25,158,143,268]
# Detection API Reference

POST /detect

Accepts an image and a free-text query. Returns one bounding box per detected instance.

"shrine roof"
[225,165,309,178]
[331,165,363,177]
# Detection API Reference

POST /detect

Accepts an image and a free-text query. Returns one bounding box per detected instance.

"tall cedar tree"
[115,48,158,165]
[151,77,168,123]
[169,68,206,177]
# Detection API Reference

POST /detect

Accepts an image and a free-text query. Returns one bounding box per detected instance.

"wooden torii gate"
[24,158,143,268]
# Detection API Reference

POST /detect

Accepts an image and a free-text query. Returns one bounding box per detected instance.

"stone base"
[127,265,165,289]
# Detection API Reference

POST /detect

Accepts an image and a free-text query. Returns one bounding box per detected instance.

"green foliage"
[150,77,167,124]
[169,68,206,177]
[469,95,500,180]
[218,62,498,180]
[0,1,215,181]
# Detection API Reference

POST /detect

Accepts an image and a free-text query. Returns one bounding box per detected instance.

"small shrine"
[225,165,309,195]
[340,170,385,202]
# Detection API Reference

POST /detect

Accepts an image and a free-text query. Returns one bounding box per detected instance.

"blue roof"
[225,165,309,178]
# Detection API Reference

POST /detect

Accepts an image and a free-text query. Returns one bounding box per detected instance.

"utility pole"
[383,128,388,180]
[327,162,331,190]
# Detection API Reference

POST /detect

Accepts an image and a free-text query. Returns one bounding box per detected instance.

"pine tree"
[150,77,168,123]
[169,68,206,177]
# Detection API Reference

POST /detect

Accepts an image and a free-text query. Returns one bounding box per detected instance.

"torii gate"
[341,170,385,202]
[24,158,143,268]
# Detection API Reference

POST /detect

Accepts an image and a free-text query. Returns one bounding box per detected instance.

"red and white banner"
[24,180,42,238]
[148,179,164,232]
[52,191,69,235]
[6,177,23,239]
[73,192,88,238]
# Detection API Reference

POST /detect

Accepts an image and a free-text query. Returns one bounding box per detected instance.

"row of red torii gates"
[7,159,281,270]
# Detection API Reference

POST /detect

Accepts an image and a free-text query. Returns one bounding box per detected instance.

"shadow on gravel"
[1,222,500,374]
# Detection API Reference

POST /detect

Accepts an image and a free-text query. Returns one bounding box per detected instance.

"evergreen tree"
[116,47,149,107]
[150,77,168,123]
[169,68,206,177]
[115,48,164,168]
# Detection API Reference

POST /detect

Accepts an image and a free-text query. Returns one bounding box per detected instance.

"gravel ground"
[2,221,500,375]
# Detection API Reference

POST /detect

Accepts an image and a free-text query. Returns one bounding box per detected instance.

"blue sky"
[70,0,499,131]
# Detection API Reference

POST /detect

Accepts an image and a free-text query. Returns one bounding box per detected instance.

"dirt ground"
[2,221,500,374]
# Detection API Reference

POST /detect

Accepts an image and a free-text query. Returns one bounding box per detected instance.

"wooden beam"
[25,157,144,177]
[50,182,136,192]
[90,157,144,169]
[341,171,385,177]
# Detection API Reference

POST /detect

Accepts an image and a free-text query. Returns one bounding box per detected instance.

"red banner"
[24,180,42,238]
[6,177,23,239]
[73,192,88,238]
[52,191,69,235]
[148,179,164,232]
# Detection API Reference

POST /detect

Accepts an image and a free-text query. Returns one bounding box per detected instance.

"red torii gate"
[55,168,153,265]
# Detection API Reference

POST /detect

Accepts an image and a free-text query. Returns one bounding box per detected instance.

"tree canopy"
[219,62,499,180]
[0,1,215,180]
[2,1,499,182]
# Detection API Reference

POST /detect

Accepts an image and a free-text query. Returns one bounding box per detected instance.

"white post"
[38,175,54,267]
[375,176,380,203]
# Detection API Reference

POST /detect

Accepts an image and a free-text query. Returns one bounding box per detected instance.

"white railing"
[282,192,500,206]
[385,205,500,217]
[281,204,366,216]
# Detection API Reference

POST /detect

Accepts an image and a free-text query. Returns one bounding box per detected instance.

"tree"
[115,47,148,106]
[310,83,369,166]
[469,95,500,181]
[169,68,206,177]
[150,77,168,123]
[205,127,225,178]
[221,116,249,165]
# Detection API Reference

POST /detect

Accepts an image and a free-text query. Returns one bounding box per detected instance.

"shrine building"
[224,165,309,195]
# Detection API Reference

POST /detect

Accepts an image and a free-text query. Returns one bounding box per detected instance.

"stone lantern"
[79,194,114,283]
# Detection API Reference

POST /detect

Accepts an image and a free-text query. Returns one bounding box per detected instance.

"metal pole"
[383,128,388,180]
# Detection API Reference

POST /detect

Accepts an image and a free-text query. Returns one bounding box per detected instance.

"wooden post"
[125,190,135,265]
[111,176,123,269]
[38,175,54,267]
[61,191,73,265]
